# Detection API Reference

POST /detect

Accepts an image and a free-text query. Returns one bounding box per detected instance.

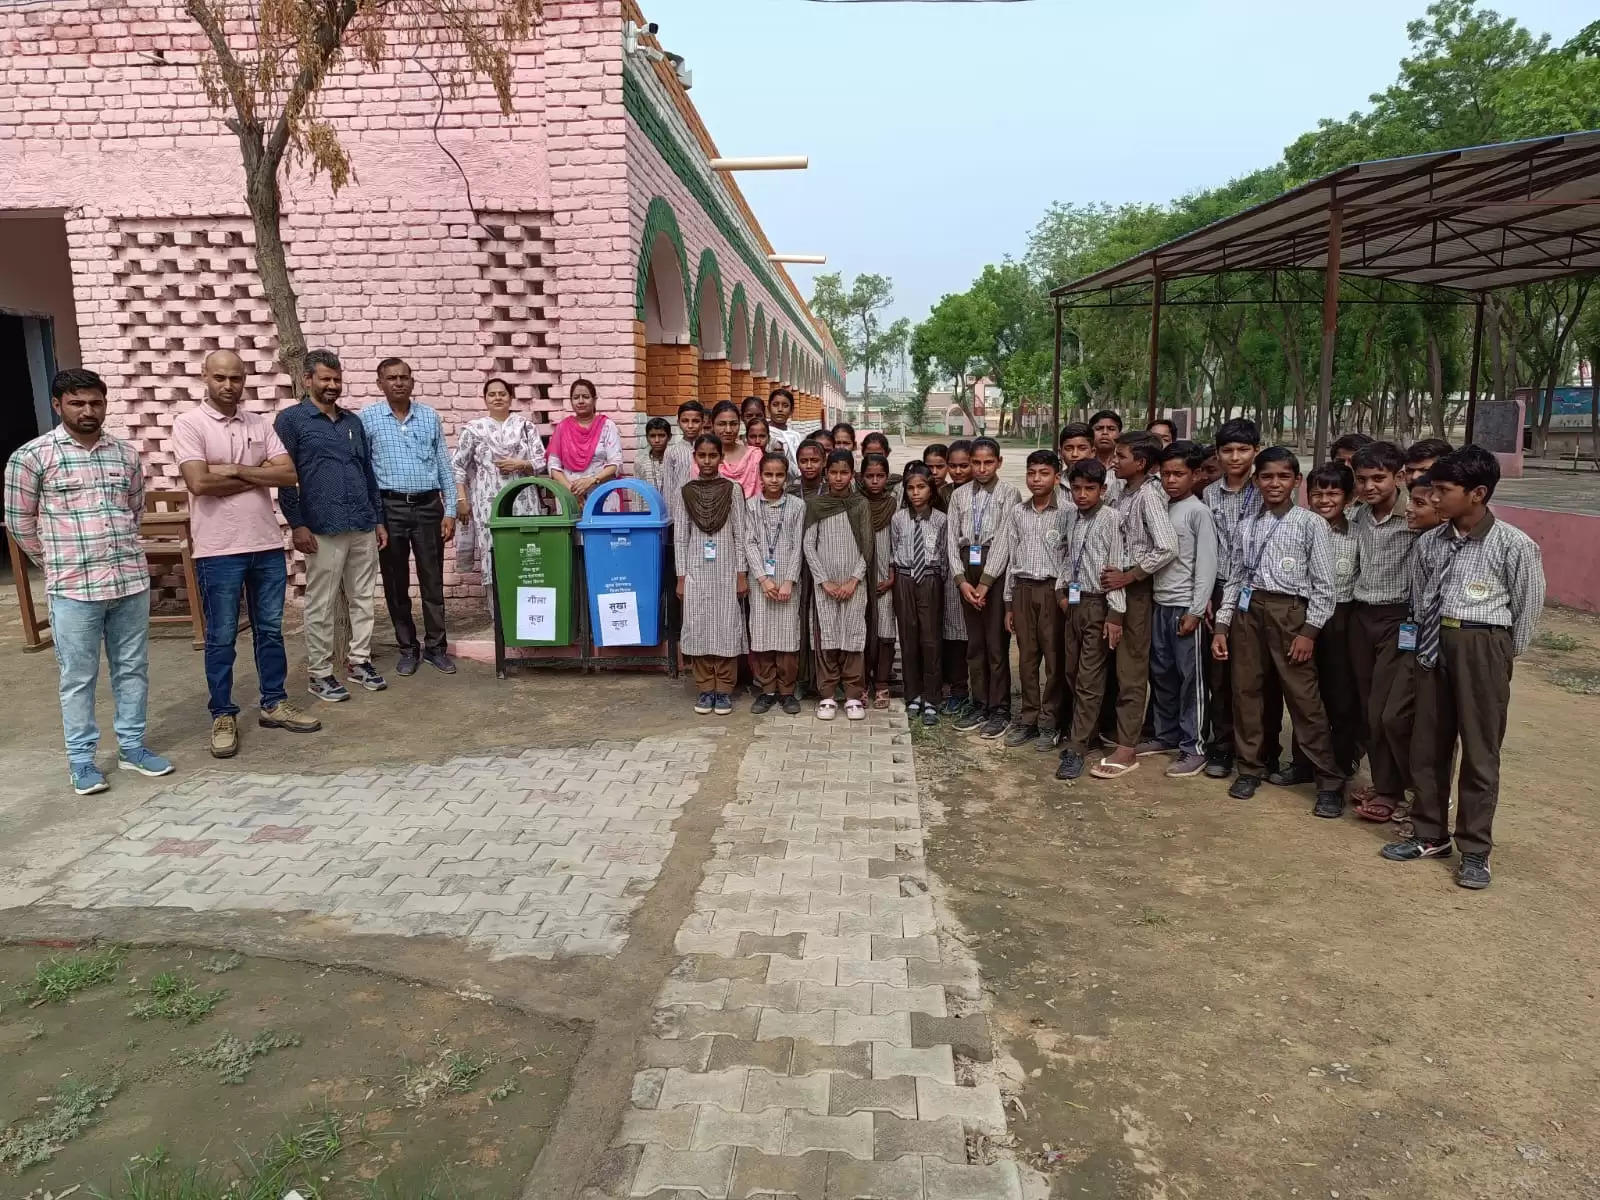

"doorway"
[1,312,57,522]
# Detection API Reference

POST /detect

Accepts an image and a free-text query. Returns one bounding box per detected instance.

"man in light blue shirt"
[360,357,458,675]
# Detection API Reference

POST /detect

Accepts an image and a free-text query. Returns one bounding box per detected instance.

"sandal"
[816,699,838,721]
[1353,795,1397,822]
[872,689,891,710]
[845,699,867,721]
[1089,757,1140,780]
[1348,784,1377,807]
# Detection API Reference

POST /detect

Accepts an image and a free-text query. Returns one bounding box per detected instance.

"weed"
[361,1166,464,1199]
[487,1078,522,1102]
[1131,907,1170,927]
[397,1046,495,1106]
[91,1115,345,1200]
[0,1076,120,1169]
[1535,630,1581,652]
[13,947,124,1006]
[1552,668,1600,695]
[22,1020,45,1041]
[199,953,242,975]
[128,972,227,1024]
[183,1030,302,1084]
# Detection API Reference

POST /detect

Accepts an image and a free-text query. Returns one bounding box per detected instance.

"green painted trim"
[751,302,767,373]
[691,248,728,352]
[624,69,838,370]
[636,197,694,340]
[726,281,750,362]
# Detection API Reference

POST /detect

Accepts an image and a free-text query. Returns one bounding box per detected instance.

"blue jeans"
[195,550,289,717]
[48,590,151,765]
[1149,603,1207,755]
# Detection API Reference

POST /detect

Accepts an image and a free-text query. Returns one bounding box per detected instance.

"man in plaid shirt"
[5,368,174,795]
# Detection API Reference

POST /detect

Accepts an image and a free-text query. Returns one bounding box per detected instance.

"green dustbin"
[488,477,579,647]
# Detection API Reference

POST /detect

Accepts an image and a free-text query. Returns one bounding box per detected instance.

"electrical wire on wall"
[417,58,477,216]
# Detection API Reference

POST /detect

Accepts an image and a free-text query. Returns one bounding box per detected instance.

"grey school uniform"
[871,522,897,639]
[674,486,748,659]
[804,512,869,652]
[745,494,804,653]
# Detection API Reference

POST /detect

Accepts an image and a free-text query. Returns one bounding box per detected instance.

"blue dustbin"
[577,479,671,647]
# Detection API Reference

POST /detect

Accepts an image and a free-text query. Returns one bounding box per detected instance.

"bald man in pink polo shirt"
[172,350,322,757]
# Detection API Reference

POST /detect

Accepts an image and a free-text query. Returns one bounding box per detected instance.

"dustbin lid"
[487,476,579,528]
[576,479,670,529]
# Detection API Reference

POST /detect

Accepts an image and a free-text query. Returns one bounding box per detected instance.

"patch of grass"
[397,1046,495,1107]
[13,946,124,1006]
[1131,907,1171,927]
[360,1166,465,1200]
[0,1076,120,1169]
[182,1029,302,1084]
[1551,668,1600,696]
[198,953,242,975]
[487,1078,521,1103]
[128,972,227,1025]
[1535,630,1582,652]
[93,1114,344,1200]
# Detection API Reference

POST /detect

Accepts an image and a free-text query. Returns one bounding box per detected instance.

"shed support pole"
[1146,273,1163,427]
[1314,203,1343,466]
[1051,299,1062,440]
[1465,295,1485,444]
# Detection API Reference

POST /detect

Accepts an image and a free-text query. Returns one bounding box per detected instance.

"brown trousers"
[868,636,896,695]
[751,651,799,696]
[1011,578,1063,728]
[892,573,943,704]
[1208,582,1283,764]
[1059,593,1112,753]
[1410,627,1512,857]
[1113,577,1155,747]
[1228,592,1342,791]
[942,639,968,697]
[1352,602,1414,796]
[691,654,738,694]
[961,570,1012,711]
[815,649,865,702]
[1313,603,1363,776]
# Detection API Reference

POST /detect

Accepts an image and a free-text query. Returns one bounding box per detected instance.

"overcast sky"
[640,0,1593,332]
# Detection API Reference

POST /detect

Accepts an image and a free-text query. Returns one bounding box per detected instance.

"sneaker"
[714,693,734,716]
[921,707,939,728]
[396,646,421,677]
[347,662,387,692]
[941,695,968,717]
[1055,750,1086,781]
[779,694,802,715]
[1035,728,1063,752]
[1312,790,1345,819]
[817,699,838,721]
[1166,751,1208,777]
[906,697,923,716]
[980,713,1011,739]
[117,747,174,778]
[1227,774,1261,800]
[1134,739,1176,757]
[845,699,866,721]
[209,714,239,759]
[308,675,351,703]
[1203,751,1234,780]
[1456,852,1491,889]
[1002,722,1039,748]
[1380,836,1453,862]
[693,692,716,715]
[1268,762,1313,787]
[423,648,457,674]
[258,699,322,733]
[70,762,108,796]
[953,705,987,733]
[751,692,777,715]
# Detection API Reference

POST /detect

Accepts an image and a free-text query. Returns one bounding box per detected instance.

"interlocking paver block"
[837,958,908,988]
[909,1013,992,1062]
[682,955,772,982]
[797,982,873,1014]
[767,956,838,986]
[614,1106,696,1149]
[870,985,946,1017]
[912,1081,1007,1133]
[661,1007,763,1042]
[905,960,980,994]
[657,1068,748,1112]
[728,1147,827,1200]
[922,1160,1023,1200]
[791,1040,871,1079]
[659,979,729,1009]
[705,1036,793,1074]
[821,1153,923,1200]
[630,1144,736,1198]
[872,1044,954,1085]
[783,1111,872,1158]
[871,1114,966,1163]
[827,1075,916,1119]
[691,1108,786,1155]
[632,1069,666,1109]
[638,1037,714,1071]
[725,981,801,1011]
[756,1009,834,1045]
[833,1012,911,1048]
[870,936,940,962]
[742,1068,828,1115]
[734,931,805,958]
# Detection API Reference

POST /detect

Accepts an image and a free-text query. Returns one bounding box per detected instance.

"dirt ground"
[922,606,1600,1200]
[0,943,584,1197]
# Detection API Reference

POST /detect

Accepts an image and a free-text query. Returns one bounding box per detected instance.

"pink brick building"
[0,0,844,600]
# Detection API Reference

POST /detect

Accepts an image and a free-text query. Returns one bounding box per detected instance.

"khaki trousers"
[1011,577,1062,728]
[1059,593,1111,754]
[1228,591,1341,791]
[1410,627,1512,857]
[751,651,799,696]
[303,529,378,677]
[692,655,739,694]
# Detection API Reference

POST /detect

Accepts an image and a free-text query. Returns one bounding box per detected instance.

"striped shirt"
[945,478,1022,585]
[1326,519,1359,604]
[890,509,947,581]
[4,427,148,602]
[804,510,869,651]
[1217,505,1337,631]
[359,401,457,506]
[1203,477,1262,572]
[1054,502,1127,615]
[1115,474,1179,576]
[1411,510,1545,655]
[1350,490,1416,605]
[744,494,804,654]
[634,452,669,496]
[1002,494,1067,603]
[673,486,747,659]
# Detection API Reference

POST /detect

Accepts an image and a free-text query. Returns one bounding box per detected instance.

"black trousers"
[378,492,448,653]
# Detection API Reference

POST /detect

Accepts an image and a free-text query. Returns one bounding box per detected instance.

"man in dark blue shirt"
[275,349,389,703]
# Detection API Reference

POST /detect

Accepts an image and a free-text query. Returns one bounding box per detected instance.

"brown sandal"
[872,689,891,710]
[1354,796,1397,822]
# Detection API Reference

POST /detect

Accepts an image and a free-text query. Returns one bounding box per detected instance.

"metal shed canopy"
[1052,129,1600,297]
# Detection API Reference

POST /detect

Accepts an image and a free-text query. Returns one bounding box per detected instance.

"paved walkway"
[593,708,1022,1200]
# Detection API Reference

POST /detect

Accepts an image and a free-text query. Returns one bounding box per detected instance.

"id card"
[1398,621,1418,651]
[1238,585,1253,612]
[703,540,717,562]
[765,556,777,577]
[1067,582,1083,606]
[968,544,983,567]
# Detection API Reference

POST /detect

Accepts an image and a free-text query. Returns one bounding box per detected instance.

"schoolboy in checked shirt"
[1000,450,1068,749]
[1212,447,1345,817]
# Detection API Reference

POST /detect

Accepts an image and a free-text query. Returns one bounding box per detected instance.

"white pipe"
[709,156,809,171]
[768,253,827,265]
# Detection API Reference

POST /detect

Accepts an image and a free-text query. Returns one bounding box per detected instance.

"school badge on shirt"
[1464,580,1491,601]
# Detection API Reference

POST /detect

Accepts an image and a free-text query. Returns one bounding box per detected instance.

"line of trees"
[909,2,1600,451]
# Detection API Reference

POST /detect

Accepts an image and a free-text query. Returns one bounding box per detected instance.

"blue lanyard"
[763,497,789,564]
[1070,510,1096,583]
[1244,512,1286,582]
[972,487,992,542]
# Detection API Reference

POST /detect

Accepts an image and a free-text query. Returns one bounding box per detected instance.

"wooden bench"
[140,490,206,650]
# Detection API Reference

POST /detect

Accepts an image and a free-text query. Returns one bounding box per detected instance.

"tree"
[185,0,539,376]
[911,293,985,430]
[810,272,901,405]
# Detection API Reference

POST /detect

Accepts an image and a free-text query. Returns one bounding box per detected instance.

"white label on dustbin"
[516,586,558,641]
[597,590,642,647]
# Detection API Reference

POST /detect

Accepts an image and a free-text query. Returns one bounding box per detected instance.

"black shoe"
[1002,722,1039,748]
[423,648,457,674]
[1227,774,1261,800]
[1268,763,1313,787]
[941,695,968,716]
[1203,751,1234,780]
[396,646,420,676]
[1456,852,1491,889]
[1055,750,1086,780]
[1312,790,1345,819]
[980,712,1011,739]
[1380,836,1453,862]
[346,662,387,691]
[953,704,987,733]
[1035,728,1063,752]
[751,692,777,715]
[778,694,801,715]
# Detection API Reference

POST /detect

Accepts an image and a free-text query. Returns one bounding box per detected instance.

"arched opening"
[751,305,768,381]
[643,231,689,344]
[727,285,752,401]
[692,251,728,407]
[637,199,693,421]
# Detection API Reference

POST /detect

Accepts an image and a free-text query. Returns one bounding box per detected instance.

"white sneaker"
[816,699,838,721]
[845,699,866,721]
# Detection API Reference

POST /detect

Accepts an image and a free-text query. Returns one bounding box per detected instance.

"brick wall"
[697,357,731,409]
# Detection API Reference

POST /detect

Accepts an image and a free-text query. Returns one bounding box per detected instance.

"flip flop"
[1089,758,1140,780]
[1353,797,1397,822]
